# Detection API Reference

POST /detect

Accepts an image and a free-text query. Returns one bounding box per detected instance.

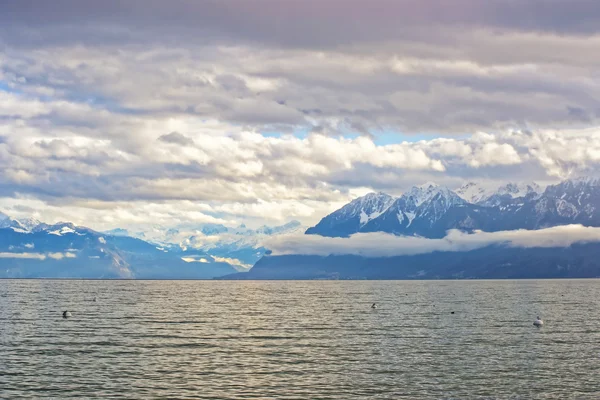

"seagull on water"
[533,316,543,327]
[63,311,72,318]
[371,303,378,309]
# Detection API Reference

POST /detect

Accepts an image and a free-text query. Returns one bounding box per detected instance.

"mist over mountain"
[2,177,600,280]
[224,177,600,280]
[106,220,304,269]
[224,242,600,280]
[0,217,236,279]
[0,215,302,279]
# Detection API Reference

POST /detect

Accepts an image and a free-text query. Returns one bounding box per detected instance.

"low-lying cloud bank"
[265,225,600,257]
[0,252,77,260]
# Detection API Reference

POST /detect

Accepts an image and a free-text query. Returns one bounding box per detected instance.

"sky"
[1,0,600,231]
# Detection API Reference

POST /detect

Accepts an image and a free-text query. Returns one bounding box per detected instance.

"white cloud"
[47,252,77,260]
[1,127,600,230]
[0,252,46,260]
[265,225,600,257]
[0,252,77,260]
[181,256,209,263]
[1,2,600,230]
[212,256,252,271]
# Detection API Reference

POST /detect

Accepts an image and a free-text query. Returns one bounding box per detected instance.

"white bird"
[533,316,543,327]
[63,311,72,318]
[371,303,377,309]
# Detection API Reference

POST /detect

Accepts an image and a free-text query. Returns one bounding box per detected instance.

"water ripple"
[1,279,599,399]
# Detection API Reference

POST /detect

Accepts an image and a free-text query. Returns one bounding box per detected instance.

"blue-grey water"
[1,280,599,399]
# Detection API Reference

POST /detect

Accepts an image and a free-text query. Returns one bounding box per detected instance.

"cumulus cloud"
[0,127,600,229]
[1,1,600,229]
[265,225,600,257]
[1,127,599,203]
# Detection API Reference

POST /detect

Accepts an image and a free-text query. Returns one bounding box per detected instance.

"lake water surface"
[1,279,599,399]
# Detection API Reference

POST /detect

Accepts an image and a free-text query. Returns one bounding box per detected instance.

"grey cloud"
[2,0,600,228]
[566,106,591,122]
[158,132,195,146]
[1,128,599,206]
[2,1,600,49]
[265,225,600,257]
[3,23,600,134]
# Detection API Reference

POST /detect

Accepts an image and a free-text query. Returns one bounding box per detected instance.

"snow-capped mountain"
[15,217,44,231]
[306,177,600,238]
[179,220,303,249]
[0,214,44,233]
[405,183,464,207]
[307,184,477,237]
[360,183,473,237]
[0,216,236,279]
[496,182,541,198]
[480,182,541,207]
[307,183,481,238]
[456,182,541,205]
[504,177,600,229]
[229,177,600,280]
[107,220,305,268]
[455,182,494,204]
[180,221,304,268]
[305,192,395,237]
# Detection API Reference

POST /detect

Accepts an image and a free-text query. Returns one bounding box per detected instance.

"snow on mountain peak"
[417,182,439,190]
[456,182,495,203]
[309,176,600,239]
[348,192,395,225]
[357,191,394,202]
[404,184,460,207]
[456,181,541,204]
[0,214,43,233]
[563,176,600,187]
[496,182,540,198]
[15,217,42,231]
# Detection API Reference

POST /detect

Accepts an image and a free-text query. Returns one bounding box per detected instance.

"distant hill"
[222,242,600,280]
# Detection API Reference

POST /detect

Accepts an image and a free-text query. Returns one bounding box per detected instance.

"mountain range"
[0,212,303,279]
[0,217,238,279]
[225,177,600,280]
[306,178,600,238]
[106,220,304,268]
[3,177,600,280]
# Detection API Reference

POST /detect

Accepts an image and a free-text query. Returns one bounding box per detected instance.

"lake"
[1,279,599,399]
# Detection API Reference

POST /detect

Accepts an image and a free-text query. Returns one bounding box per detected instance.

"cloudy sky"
[1,0,600,230]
